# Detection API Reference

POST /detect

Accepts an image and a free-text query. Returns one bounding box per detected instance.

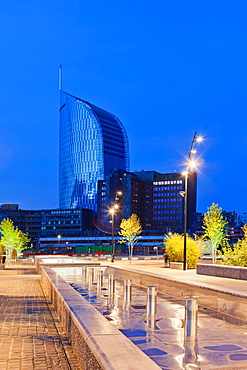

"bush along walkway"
[0,263,81,370]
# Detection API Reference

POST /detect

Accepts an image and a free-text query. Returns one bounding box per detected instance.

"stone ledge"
[170,262,185,270]
[197,264,247,280]
[35,256,100,274]
[41,266,160,370]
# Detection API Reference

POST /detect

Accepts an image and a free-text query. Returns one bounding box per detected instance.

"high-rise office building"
[59,91,129,211]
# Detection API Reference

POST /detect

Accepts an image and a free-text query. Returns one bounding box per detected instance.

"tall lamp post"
[182,132,203,271]
[109,204,119,262]
[57,234,61,248]
[108,191,123,262]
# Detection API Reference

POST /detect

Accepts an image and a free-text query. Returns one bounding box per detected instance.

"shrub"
[219,240,247,267]
[219,224,247,267]
[164,233,201,269]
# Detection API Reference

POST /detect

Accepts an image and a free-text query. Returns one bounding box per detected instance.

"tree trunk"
[212,245,216,264]
[129,242,134,263]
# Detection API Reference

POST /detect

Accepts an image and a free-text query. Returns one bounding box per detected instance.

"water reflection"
[183,337,199,368]
[53,266,247,370]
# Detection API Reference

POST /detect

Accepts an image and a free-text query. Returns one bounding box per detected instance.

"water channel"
[53,266,247,370]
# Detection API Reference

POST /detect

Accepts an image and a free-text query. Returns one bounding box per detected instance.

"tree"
[164,233,201,269]
[15,230,30,258]
[219,224,247,266]
[0,218,30,260]
[202,203,228,264]
[118,213,142,262]
[0,219,19,259]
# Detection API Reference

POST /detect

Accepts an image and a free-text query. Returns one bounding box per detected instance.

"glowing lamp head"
[109,204,119,215]
[195,136,203,142]
[188,160,197,169]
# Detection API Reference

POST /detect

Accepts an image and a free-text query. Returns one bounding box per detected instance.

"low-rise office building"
[0,204,95,249]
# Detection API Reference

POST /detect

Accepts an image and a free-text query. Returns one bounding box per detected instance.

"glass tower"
[59,91,129,211]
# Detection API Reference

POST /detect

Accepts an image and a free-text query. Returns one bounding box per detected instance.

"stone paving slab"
[0,263,81,370]
[4,258,247,370]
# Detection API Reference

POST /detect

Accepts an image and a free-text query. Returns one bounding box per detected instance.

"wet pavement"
[55,264,247,370]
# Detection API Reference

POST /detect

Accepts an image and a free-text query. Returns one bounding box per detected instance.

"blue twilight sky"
[0,1,246,214]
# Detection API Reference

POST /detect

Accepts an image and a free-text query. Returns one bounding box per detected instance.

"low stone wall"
[40,266,160,370]
[35,256,100,274]
[197,263,247,280]
[169,262,185,270]
[107,265,247,321]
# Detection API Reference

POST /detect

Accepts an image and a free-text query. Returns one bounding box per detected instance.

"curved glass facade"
[59,91,129,211]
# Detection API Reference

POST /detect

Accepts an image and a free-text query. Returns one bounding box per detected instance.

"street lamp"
[182,132,203,271]
[115,190,122,200]
[57,234,61,245]
[154,246,158,257]
[109,204,119,262]
[56,235,61,255]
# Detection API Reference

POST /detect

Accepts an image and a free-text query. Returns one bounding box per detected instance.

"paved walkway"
[1,258,247,370]
[0,261,81,370]
[109,259,247,297]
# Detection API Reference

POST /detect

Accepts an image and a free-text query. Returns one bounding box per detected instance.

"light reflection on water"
[53,266,247,370]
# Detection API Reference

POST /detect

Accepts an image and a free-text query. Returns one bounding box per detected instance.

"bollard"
[146,286,157,316]
[93,267,98,283]
[86,267,91,281]
[82,266,87,280]
[124,279,132,302]
[108,274,115,295]
[87,267,96,283]
[89,267,96,283]
[123,301,131,311]
[96,270,103,296]
[185,298,198,337]
[97,270,103,289]
[88,268,93,289]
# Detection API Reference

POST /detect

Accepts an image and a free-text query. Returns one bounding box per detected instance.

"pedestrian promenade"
[0,261,81,370]
[111,259,247,297]
[1,258,247,370]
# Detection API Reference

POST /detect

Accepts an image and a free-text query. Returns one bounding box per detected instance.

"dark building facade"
[59,91,129,211]
[0,204,95,249]
[97,169,197,235]
[97,169,144,233]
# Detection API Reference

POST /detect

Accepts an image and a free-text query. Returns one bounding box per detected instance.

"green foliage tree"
[118,213,142,262]
[219,224,247,266]
[202,203,228,264]
[0,218,30,260]
[163,233,201,269]
[0,219,19,259]
[15,230,30,258]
